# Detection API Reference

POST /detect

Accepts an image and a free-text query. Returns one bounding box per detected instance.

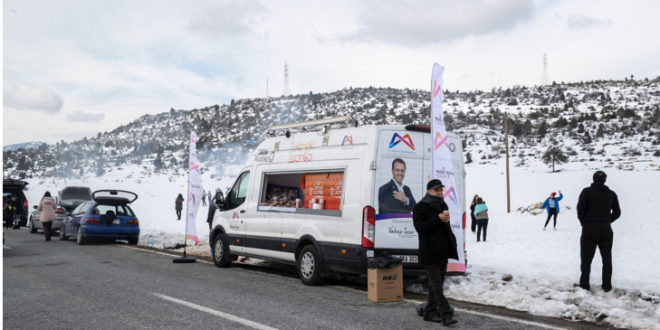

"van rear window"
[259,171,344,216]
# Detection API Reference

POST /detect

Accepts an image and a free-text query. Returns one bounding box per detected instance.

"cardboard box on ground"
[367,265,403,302]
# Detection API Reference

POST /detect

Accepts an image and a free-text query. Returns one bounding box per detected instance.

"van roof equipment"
[268,115,357,136]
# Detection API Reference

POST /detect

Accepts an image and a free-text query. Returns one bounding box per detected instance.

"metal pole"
[504,112,511,213]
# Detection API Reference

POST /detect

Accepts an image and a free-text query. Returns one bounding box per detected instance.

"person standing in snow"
[202,190,207,207]
[576,171,621,292]
[37,191,57,241]
[469,194,479,233]
[413,179,458,326]
[473,198,489,242]
[542,190,563,230]
[175,193,184,220]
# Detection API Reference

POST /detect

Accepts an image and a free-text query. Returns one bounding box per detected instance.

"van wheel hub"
[300,252,315,279]
[214,239,224,261]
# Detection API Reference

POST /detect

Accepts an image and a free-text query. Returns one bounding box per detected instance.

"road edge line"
[153,293,279,330]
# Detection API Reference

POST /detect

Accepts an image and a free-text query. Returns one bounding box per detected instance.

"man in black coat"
[378,158,417,214]
[413,179,458,326]
[576,170,621,292]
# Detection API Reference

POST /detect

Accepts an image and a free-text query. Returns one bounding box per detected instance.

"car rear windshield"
[61,188,92,201]
[91,204,135,217]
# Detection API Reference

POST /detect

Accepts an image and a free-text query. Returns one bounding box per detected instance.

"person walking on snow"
[175,193,184,220]
[202,190,207,207]
[37,192,57,241]
[413,179,458,326]
[542,190,563,230]
[469,194,479,233]
[576,171,621,292]
[473,198,489,242]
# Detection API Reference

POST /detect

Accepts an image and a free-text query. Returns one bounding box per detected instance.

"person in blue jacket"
[542,190,563,230]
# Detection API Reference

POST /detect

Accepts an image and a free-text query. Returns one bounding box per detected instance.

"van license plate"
[393,255,418,263]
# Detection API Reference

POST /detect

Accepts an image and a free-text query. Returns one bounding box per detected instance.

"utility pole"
[504,111,511,213]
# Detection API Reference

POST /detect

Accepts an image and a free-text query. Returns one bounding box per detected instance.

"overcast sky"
[3,0,659,145]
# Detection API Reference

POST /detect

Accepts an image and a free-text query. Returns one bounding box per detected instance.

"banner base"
[173,256,196,263]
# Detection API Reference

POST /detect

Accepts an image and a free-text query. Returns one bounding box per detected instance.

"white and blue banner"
[431,64,465,273]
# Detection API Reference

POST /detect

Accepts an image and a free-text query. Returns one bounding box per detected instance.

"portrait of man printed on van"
[378,158,417,214]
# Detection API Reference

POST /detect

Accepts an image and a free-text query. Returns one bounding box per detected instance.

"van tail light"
[84,217,100,224]
[126,219,139,225]
[362,206,375,248]
[24,200,29,209]
[462,212,466,229]
[56,207,65,214]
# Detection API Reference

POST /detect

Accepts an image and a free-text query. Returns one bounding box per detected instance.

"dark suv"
[3,179,29,227]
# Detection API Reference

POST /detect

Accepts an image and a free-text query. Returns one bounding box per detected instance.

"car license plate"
[392,255,418,263]
[112,219,120,225]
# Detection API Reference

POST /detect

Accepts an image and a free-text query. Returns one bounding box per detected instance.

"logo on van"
[443,186,458,207]
[434,132,449,150]
[342,135,353,146]
[389,133,415,150]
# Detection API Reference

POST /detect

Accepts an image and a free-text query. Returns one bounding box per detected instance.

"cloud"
[3,83,64,113]
[66,110,106,122]
[340,0,536,47]
[567,14,612,29]
[187,1,269,39]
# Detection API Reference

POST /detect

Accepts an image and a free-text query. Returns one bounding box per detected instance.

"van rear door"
[373,129,426,251]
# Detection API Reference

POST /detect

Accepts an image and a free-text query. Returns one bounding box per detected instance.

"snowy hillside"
[3,78,659,179]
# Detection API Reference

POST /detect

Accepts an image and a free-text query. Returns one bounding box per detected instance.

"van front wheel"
[212,233,231,267]
[297,245,323,286]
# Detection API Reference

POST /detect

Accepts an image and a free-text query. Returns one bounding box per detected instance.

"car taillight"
[362,206,375,248]
[126,219,139,225]
[56,207,65,214]
[84,217,100,224]
[24,200,29,209]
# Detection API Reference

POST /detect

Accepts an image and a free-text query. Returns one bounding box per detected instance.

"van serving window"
[258,171,344,216]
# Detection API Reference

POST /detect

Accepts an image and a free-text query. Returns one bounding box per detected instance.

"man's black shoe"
[602,285,612,292]
[442,316,458,326]
[423,314,444,323]
[416,303,426,317]
[573,283,589,291]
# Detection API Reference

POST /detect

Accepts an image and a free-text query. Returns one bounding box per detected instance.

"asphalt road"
[3,229,601,329]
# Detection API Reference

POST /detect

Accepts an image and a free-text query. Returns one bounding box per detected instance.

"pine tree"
[542,146,568,172]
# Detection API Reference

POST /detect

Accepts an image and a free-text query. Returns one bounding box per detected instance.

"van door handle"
[240,210,245,214]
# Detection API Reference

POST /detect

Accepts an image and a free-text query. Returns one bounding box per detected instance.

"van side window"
[226,171,250,210]
[258,171,344,215]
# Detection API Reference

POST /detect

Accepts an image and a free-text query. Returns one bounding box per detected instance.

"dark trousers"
[470,215,476,233]
[580,224,613,290]
[176,209,182,220]
[42,221,53,241]
[476,219,488,241]
[544,208,557,228]
[423,264,452,318]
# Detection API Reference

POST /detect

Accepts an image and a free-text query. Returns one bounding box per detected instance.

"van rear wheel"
[212,233,231,267]
[297,245,323,286]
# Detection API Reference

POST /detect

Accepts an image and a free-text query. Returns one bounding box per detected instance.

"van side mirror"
[214,191,225,210]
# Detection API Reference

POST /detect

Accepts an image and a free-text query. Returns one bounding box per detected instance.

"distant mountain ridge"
[3,142,45,152]
[3,78,659,179]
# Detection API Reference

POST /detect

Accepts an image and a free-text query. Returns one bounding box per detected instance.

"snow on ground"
[22,160,660,329]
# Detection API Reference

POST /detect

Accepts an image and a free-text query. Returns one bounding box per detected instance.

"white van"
[210,117,466,285]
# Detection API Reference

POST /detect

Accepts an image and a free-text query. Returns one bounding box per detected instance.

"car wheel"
[59,226,67,240]
[128,237,138,245]
[212,233,231,267]
[297,244,323,286]
[29,217,37,233]
[76,226,86,245]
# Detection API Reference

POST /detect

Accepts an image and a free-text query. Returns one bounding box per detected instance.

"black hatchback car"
[3,179,29,227]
